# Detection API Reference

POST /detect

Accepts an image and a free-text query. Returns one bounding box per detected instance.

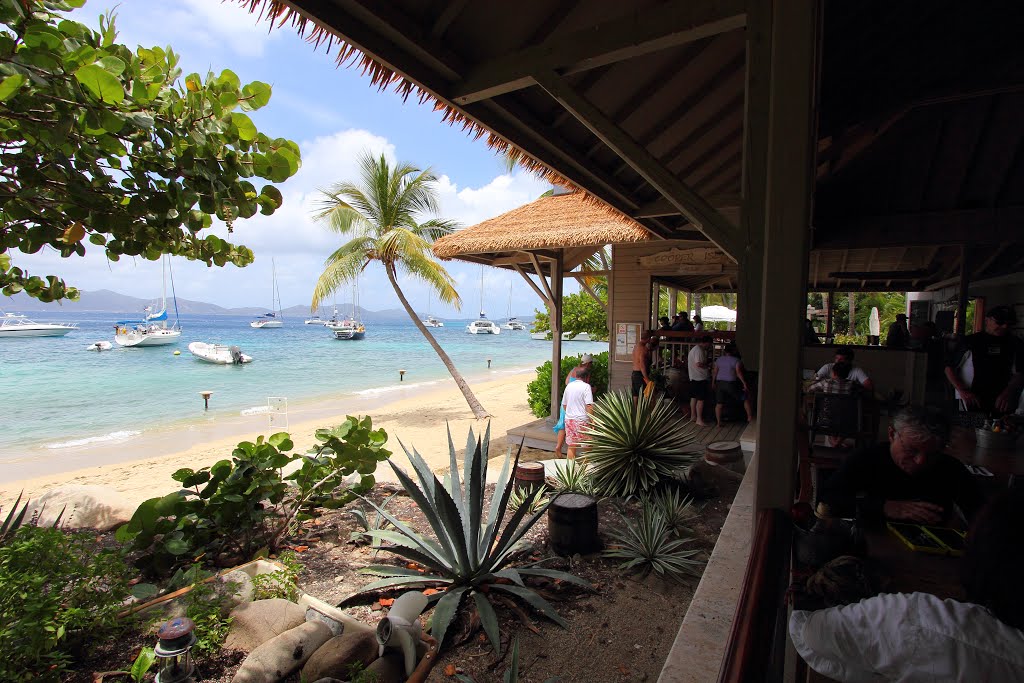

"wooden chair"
[806,392,869,503]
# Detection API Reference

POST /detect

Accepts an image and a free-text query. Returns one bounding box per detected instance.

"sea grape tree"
[0,0,301,301]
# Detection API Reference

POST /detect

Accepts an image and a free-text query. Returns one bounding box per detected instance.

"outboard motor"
[229,346,243,365]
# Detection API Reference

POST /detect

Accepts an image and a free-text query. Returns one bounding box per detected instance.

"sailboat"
[501,282,526,330]
[467,266,500,334]
[422,292,443,327]
[331,278,366,340]
[114,258,182,347]
[250,258,284,329]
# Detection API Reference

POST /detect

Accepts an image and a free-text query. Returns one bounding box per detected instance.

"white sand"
[1,374,542,510]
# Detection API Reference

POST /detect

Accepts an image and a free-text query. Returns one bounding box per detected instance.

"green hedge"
[527,351,609,418]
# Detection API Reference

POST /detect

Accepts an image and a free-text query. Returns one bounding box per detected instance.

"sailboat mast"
[479,266,485,317]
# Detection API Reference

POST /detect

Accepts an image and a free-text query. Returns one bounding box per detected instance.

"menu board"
[614,322,641,362]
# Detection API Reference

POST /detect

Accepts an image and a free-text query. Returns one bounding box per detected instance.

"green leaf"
[429,585,468,646]
[23,24,63,49]
[240,80,272,110]
[130,647,157,683]
[130,583,159,600]
[0,73,24,101]
[473,591,501,652]
[491,584,568,628]
[163,538,191,555]
[231,112,257,141]
[75,64,125,104]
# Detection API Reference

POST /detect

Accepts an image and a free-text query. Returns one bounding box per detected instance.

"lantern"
[154,617,196,683]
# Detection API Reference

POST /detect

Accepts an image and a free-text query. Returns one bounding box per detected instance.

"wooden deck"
[508,416,749,456]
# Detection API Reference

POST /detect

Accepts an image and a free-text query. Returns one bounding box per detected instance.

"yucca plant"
[604,502,704,580]
[648,487,698,537]
[349,493,396,545]
[546,459,593,495]
[353,424,589,651]
[508,486,547,514]
[584,390,701,497]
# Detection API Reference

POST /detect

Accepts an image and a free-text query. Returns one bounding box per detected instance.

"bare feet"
[695,420,708,427]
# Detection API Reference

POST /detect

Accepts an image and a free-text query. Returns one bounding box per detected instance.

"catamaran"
[467,267,500,334]
[500,282,525,330]
[114,258,182,347]
[0,313,78,338]
[251,258,284,329]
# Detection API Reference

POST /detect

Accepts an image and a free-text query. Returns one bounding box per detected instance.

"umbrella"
[692,305,736,323]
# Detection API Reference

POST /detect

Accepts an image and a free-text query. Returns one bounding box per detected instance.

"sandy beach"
[1,373,540,510]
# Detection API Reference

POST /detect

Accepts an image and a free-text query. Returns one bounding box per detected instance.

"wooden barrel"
[547,493,601,556]
[705,440,742,465]
[514,462,546,494]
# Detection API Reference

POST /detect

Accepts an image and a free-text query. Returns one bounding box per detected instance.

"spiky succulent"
[546,459,594,495]
[353,424,589,651]
[604,502,704,580]
[648,487,698,537]
[584,390,701,497]
[508,486,548,514]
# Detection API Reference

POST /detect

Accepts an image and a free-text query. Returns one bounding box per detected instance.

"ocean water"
[0,312,606,472]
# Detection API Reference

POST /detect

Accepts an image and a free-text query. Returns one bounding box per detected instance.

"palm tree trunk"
[384,265,489,419]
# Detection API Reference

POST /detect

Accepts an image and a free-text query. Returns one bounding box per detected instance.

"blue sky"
[11,0,561,318]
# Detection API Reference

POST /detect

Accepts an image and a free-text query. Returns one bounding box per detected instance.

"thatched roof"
[432,192,652,258]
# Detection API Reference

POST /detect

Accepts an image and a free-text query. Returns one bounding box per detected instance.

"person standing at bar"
[944,305,1024,413]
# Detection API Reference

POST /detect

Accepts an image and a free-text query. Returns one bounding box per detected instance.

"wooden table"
[948,426,1024,478]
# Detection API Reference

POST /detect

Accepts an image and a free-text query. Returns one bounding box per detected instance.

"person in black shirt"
[944,305,1024,414]
[671,311,694,332]
[819,406,983,528]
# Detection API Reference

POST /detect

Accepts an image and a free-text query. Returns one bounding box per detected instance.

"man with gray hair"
[819,406,983,527]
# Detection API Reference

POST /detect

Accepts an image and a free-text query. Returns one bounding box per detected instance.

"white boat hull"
[467,321,501,334]
[114,328,181,347]
[86,341,112,351]
[250,320,283,328]
[0,325,76,337]
[188,342,252,364]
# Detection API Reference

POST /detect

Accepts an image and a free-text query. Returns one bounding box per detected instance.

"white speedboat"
[501,317,526,331]
[304,316,324,325]
[0,313,77,338]
[114,258,182,347]
[423,315,444,328]
[86,341,112,351]
[188,341,253,364]
[251,258,284,328]
[467,316,501,335]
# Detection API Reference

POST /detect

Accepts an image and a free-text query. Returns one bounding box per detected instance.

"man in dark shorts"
[944,305,1024,413]
[632,330,658,404]
[687,335,713,426]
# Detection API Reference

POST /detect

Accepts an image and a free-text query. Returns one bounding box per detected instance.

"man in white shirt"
[561,365,594,459]
[815,346,874,393]
[688,335,713,427]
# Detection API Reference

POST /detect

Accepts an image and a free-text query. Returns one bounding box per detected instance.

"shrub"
[584,391,701,497]
[526,351,609,418]
[0,527,132,681]
[353,424,590,652]
[604,502,704,580]
[118,417,391,576]
[251,551,302,601]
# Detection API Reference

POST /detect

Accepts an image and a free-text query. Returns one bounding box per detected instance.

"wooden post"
[549,252,564,421]
[753,0,820,514]
[825,291,834,341]
[848,292,855,335]
[956,245,969,337]
[668,288,678,320]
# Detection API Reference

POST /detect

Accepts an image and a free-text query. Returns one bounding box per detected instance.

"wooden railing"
[652,330,737,375]
[717,507,792,683]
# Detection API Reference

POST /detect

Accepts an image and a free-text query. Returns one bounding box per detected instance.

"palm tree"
[311,152,488,418]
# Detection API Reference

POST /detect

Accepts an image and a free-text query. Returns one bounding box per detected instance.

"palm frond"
[311,245,371,310]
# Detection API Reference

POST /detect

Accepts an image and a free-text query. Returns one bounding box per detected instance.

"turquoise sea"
[0,312,606,479]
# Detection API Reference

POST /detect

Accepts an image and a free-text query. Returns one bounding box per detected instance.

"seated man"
[818,405,983,527]
[816,346,873,394]
[807,360,859,395]
[790,487,1024,681]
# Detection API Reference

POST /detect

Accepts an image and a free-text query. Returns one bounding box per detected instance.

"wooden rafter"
[578,278,608,312]
[533,70,743,259]
[430,0,470,39]
[512,263,549,305]
[971,243,1007,279]
[449,0,746,105]
[526,252,555,304]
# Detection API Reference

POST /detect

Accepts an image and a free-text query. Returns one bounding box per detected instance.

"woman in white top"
[790,488,1024,681]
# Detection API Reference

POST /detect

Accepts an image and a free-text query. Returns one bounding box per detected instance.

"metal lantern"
[154,617,197,683]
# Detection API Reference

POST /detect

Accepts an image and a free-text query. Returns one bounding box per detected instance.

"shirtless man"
[632,330,658,405]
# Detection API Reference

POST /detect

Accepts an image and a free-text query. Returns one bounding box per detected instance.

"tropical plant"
[353,425,590,652]
[118,418,390,576]
[0,1,299,302]
[184,581,234,656]
[647,487,698,537]
[251,551,301,601]
[0,527,132,681]
[311,151,487,418]
[603,503,704,580]
[349,493,396,545]
[531,290,609,342]
[508,486,548,514]
[1,491,65,545]
[527,351,609,418]
[584,391,701,497]
[546,459,593,495]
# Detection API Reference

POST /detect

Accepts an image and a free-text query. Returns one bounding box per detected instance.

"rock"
[30,485,135,531]
[306,607,344,636]
[300,631,379,682]
[219,569,255,605]
[225,599,306,652]
[365,650,407,683]
[232,621,332,683]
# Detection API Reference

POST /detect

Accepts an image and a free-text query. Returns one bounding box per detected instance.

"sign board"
[267,396,288,430]
[637,247,729,268]
[614,322,642,362]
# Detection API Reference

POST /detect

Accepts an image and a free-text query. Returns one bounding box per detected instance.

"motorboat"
[467,316,501,335]
[501,317,526,331]
[304,315,325,325]
[0,313,78,338]
[188,341,253,364]
[86,341,112,351]
[423,315,444,328]
[332,321,366,340]
[251,258,284,329]
[114,258,182,347]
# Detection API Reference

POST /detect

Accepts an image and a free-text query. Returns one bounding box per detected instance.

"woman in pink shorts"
[561,366,594,459]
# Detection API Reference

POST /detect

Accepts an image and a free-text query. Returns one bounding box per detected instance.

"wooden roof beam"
[534,70,743,260]
[430,0,470,39]
[814,207,1024,248]
[634,194,741,218]
[449,0,746,105]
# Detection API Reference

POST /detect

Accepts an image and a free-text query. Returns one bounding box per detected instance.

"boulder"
[30,485,135,531]
[232,621,333,683]
[219,569,255,605]
[365,651,408,683]
[300,631,379,682]
[305,607,344,637]
[225,599,306,652]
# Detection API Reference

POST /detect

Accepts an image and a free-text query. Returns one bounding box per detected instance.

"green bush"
[526,351,609,418]
[0,527,132,681]
[832,333,867,346]
[118,417,391,576]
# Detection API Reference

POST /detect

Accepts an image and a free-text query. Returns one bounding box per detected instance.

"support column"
[548,254,564,420]
[753,0,820,513]
[825,291,834,341]
[668,288,678,320]
[956,245,969,337]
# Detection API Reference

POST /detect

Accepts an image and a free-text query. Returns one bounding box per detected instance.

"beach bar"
[244,0,1024,679]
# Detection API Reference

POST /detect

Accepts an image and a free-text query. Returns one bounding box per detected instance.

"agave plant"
[584,390,700,497]
[349,493,396,545]
[648,487,698,537]
[546,459,593,495]
[354,424,589,651]
[604,502,704,580]
[508,486,547,514]
[1,491,63,545]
